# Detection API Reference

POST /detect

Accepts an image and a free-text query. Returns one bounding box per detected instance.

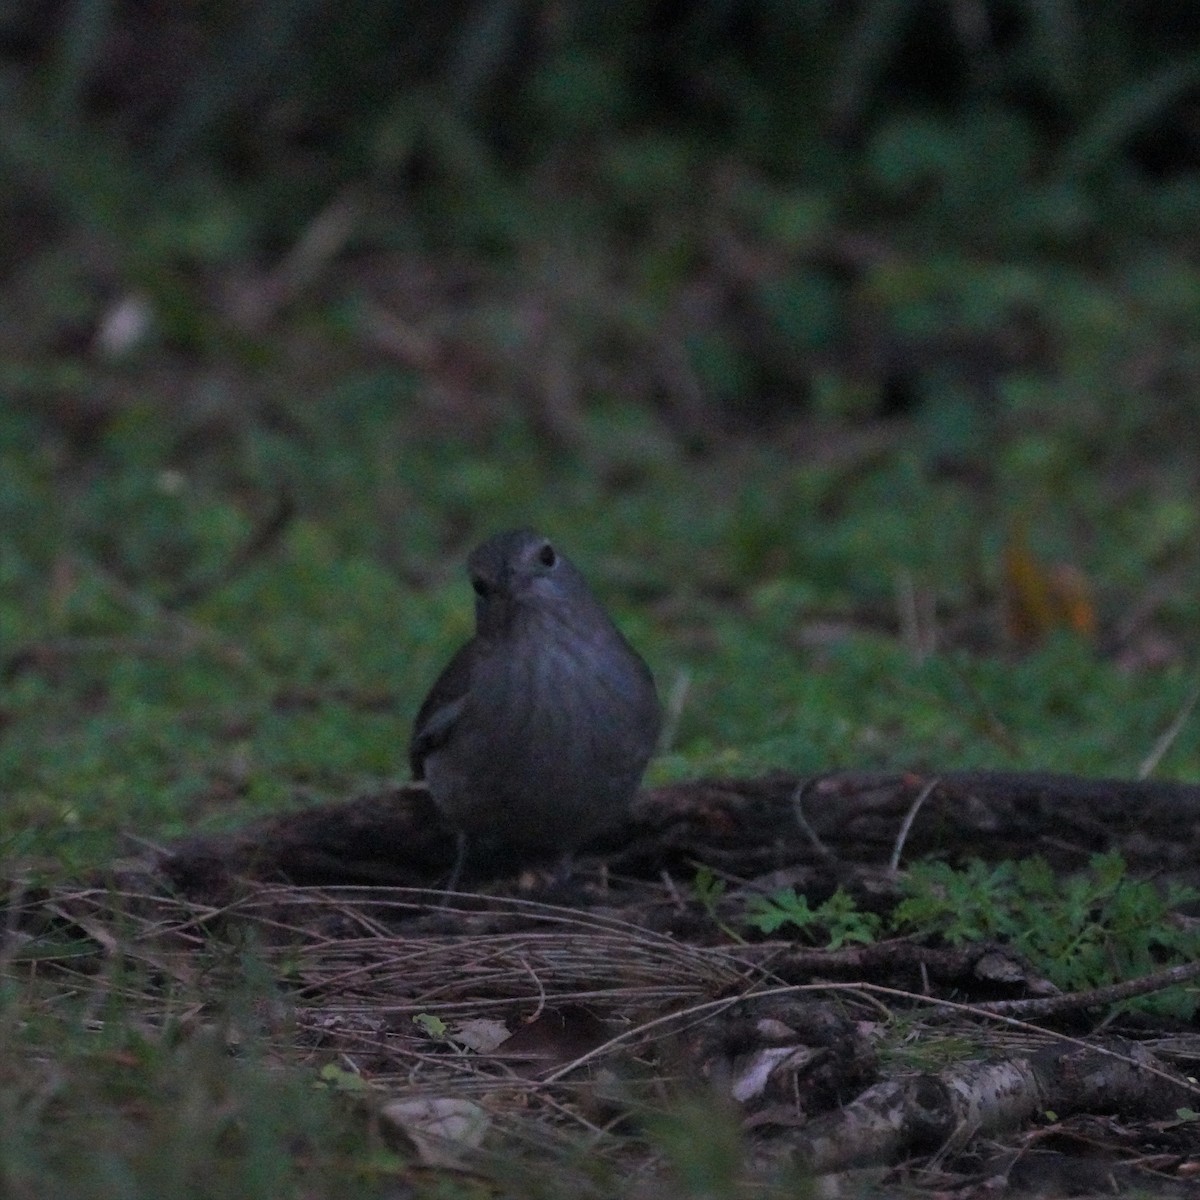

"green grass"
[3,387,1199,867]
[3,366,1199,1194]
[0,977,404,1200]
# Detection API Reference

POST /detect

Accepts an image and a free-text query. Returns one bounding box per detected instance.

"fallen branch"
[793,1039,1196,1175]
[149,769,1200,897]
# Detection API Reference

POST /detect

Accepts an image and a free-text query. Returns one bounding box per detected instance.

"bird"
[410,529,662,872]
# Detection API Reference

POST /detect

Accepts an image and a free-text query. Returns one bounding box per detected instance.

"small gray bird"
[410,529,662,867]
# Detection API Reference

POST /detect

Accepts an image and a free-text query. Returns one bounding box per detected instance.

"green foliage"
[9,3,1200,397]
[412,1013,449,1040]
[314,1063,374,1094]
[690,864,727,917]
[745,887,883,950]
[690,866,746,943]
[895,852,1200,1015]
[0,997,394,1199]
[739,854,1200,1016]
[646,1096,746,1200]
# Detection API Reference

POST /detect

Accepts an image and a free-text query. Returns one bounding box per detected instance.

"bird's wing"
[408,639,478,779]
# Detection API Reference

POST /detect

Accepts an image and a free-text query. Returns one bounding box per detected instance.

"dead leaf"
[452,1018,511,1053]
[731,1045,820,1103]
[1002,519,1096,647]
[379,1097,490,1169]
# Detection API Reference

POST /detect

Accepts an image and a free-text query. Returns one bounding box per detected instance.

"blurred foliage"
[0,952,404,1200]
[2,0,1200,439]
[3,6,1200,1197]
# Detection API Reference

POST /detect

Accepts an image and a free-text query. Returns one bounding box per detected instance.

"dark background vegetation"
[2,3,1200,1194]
[4,0,1200,851]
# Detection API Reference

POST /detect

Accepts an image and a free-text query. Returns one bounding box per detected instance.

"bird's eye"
[472,578,489,597]
[538,543,557,568]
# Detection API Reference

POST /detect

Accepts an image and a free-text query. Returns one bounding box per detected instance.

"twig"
[658,668,691,755]
[888,777,939,873]
[1138,674,1200,779]
[166,490,295,609]
[938,658,1023,758]
[790,778,836,861]
[73,555,252,668]
[973,957,1200,1019]
[539,979,1200,1100]
[2,637,204,679]
[894,567,936,661]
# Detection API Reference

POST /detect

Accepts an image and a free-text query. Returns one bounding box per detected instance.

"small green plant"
[314,1062,372,1093]
[895,851,1200,1016]
[892,858,1022,944]
[646,1095,745,1200]
[745,886,882,949]
[412,1013,448,1039]
[691,865,748,943]
[692,865,727,916]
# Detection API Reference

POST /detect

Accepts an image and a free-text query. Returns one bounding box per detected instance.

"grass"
[2,391,1197,1193]
[0,970,400,1200]
[6,387,1199,860]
